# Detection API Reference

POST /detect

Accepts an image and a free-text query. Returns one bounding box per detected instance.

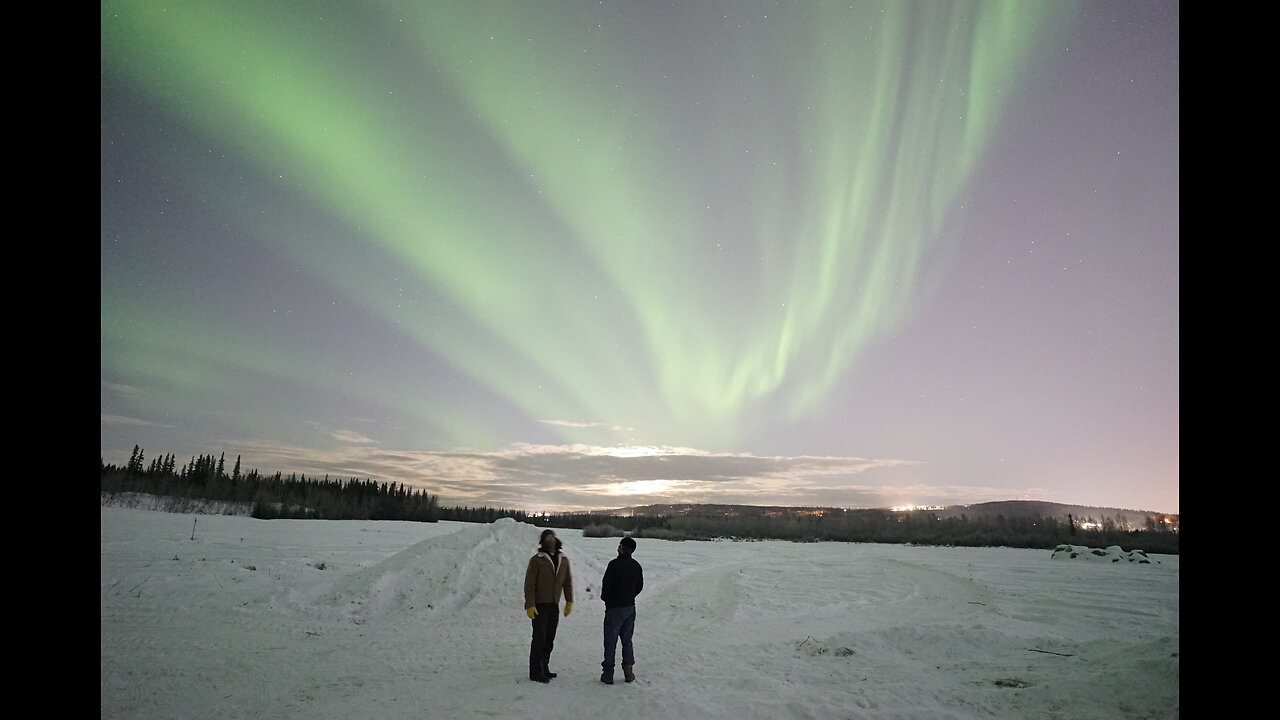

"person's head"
[618,536,636,556]
[539,529,558,551]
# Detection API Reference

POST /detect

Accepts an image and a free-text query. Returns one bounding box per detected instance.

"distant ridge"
[607,500,1177,528]
[932,500,1177,529]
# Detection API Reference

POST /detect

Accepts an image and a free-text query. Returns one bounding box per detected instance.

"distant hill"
[606,503,854,520]
[609,503,827,517]
[933,501,1177,530]
[609,500,1177,531]
[548,499,1177,553]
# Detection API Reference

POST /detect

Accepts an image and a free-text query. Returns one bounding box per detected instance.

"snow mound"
[1050,544,1160,564]
[328,519,608,624]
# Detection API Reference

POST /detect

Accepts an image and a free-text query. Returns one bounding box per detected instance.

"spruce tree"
[126,445,143,475]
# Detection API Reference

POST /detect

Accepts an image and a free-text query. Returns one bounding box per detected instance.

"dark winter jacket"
[601,554,643,608]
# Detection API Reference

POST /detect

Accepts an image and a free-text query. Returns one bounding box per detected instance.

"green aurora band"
[101,1,1077,452]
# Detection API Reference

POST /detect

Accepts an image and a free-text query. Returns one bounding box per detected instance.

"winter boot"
[543,661,557,680]
[530,668,550,683]
[600,669,614,685]
[623,664,635,683]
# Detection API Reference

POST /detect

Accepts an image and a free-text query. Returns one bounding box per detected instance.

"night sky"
[101,1,1178,514]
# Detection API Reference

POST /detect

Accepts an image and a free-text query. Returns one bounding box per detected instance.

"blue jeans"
[602,605,636,672]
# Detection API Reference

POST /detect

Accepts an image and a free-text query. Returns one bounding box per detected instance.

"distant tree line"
[437,505,533,524]
[101,445,441,522]
[574,507,1179,555]
[101,445,1178,554]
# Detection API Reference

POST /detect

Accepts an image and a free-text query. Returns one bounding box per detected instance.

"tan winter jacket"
[524,551,573,608]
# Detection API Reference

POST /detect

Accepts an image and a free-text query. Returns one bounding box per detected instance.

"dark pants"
[529,602,559,677]
[602,605,636,672]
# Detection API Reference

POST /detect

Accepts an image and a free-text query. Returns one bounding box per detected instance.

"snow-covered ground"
[101,508,1178,719]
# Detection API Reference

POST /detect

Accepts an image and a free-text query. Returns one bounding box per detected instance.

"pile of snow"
[326,517,611,623]
[1051,544,1160,564]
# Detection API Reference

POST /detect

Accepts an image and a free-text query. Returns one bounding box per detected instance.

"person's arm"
[601,560,615,602]
[563,557,574,604]
[524,556,538,610]
[635,561,643,597]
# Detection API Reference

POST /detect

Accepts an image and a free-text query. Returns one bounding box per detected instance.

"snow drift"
[1050,544,1161,563]
[100,491,252,516]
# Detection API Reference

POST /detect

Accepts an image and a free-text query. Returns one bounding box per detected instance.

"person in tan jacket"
[524,528,574,682]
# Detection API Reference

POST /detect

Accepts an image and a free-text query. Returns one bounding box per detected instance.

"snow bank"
[327,517,610,623]
[1051,544,1161,564]
[100,491,253,516]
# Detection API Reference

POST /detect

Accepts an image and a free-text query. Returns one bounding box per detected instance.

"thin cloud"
[101,381,142,396]
[197,440,963,511]
[538,419,636,432]
[538,419,608,428]
[332,429,379,445]
[101,414,169,428]
[191,439,1051,512]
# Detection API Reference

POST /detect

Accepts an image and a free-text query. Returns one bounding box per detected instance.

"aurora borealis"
[101,1,1179,513]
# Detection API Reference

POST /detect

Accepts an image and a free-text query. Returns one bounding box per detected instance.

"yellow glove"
[526,606,538,619]
[564,601,573,617]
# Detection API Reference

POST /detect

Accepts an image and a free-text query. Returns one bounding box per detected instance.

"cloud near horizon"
[537,419,635,432]
[101,414,170,428]
[149,439,1047,512]
[102,381,143,396]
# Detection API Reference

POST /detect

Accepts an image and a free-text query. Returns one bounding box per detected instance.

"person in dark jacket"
[600,535,643,684]
[524,529,573,683]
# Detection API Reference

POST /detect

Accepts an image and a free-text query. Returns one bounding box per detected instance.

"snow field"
[102,508,1178,720]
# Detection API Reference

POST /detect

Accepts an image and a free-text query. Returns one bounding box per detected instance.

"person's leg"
[542,610,558,678]
[541,603,559,672]
[620,606,636,681]
[602,606,621,681]
[530,611,549,681]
